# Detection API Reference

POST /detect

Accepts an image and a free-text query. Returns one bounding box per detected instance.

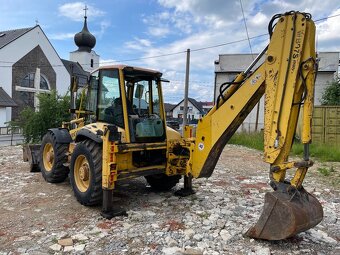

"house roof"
[0,87,17,107]
[317,52,340,72]
[0,26,36,49]
[61,59,89,78]
[170,97,205,114]
[215,52,339,73]
[164,103,176,112]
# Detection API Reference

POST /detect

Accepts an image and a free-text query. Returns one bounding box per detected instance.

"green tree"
[320,78,340,105]
[11,91,70,143]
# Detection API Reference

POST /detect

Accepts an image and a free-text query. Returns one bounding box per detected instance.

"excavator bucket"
[245,188,323,240]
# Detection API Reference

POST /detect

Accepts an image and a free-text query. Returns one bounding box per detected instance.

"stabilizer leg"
[101,189,127,219]
[175,175,196,197]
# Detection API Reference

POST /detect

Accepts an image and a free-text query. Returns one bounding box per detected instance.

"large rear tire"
[70,140,102,205]
[145,174,181,191]
[40,131,69,183]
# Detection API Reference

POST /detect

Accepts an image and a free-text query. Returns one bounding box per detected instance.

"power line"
[314,13,340,22]
[0,12,339,68]
[239,0,254,58]
[0,34,268,67]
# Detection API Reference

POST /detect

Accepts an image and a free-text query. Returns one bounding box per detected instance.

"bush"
[320,78,340,105]
[10,91,70,143]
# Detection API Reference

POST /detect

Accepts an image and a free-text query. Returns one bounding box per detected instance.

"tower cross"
[83,5,88,18]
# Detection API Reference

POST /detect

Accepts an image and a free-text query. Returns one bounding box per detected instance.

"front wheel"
[39,131,69,183]
[145,174,181,191]
[70,140,102,205]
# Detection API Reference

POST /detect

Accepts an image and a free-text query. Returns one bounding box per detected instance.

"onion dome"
[74,15,96,52]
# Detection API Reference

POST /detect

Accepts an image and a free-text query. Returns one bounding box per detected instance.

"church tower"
[70,7,99,72]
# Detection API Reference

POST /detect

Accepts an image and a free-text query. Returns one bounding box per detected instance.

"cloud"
[125,38,152,51]
[134,1,340,103]
[316,8,340,51]
[148,26,170,37]
[58,2,105,22]
[93,20,110,39]
[99,58,118,66]
[49,32,75,40]
[157,0,241,29]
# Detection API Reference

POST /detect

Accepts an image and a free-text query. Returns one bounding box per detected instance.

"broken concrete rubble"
[0,145,338,254]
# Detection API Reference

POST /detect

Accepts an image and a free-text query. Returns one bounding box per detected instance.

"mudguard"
[48,128,72,144]
[74,128,102,143]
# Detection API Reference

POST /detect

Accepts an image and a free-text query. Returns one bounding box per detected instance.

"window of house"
[20,73,50,90]
[16,72,51,110]
[19,91,35,108]
[180,106,184,110]
[40,76,49,90]
[91,59,94,68]
[21,73,34,88]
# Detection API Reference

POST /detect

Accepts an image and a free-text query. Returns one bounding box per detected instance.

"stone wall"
[11,45,56,119]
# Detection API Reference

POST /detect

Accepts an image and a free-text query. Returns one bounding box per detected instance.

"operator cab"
[86,65,166,143]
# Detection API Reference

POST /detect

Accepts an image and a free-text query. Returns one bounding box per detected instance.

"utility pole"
[182,49,190,135]
[175,49,195,198]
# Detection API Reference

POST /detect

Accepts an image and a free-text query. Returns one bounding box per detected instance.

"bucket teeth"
[245,186,323,240]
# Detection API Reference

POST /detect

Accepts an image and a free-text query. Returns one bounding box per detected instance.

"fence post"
[10,127,14,146]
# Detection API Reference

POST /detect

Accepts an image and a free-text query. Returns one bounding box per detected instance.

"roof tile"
[0,88,17,107]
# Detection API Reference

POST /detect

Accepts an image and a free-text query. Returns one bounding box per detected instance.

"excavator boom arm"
[186,11,322,240]
[191,12,316,184]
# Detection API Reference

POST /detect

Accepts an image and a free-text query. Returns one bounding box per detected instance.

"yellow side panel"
[191,66,265,178]
[166,127,181,141]
[116,153,134,170]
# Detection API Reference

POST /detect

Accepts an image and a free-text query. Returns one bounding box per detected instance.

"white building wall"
[314,73,335,105]
[70,50,99,73]
[172,101,202,120]
[214,52,339,132]
[215,72,334,132]
[0,108,7,126]
[0,26,70,123]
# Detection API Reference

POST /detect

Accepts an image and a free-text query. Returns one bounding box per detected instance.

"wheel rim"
[43,143,54,171]
[74,155,91,192]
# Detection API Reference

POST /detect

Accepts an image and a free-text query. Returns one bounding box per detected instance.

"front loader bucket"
[245,188,323,240]
[23,144,41,172]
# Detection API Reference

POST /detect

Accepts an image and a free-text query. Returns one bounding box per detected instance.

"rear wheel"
[40,132,69,183]
[145,174,181,191]
[70,140,102,205]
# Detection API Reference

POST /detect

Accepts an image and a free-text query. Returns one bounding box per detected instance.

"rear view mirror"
[135,84,144,99]
[71,76,78,93]
[89,75,99,90]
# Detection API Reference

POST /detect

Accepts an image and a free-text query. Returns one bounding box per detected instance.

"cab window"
[97,69,124,127]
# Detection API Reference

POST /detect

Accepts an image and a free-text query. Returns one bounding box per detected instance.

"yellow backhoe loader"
[25,11,323,240]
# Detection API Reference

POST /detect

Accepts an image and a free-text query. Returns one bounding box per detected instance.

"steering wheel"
[149,113,159,119]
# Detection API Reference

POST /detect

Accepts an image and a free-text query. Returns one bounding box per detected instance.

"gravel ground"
[0,145,339,255]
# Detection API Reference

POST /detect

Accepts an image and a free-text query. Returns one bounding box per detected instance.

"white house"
[0,87,17,127]
[171,98,205,121]
[0,25,70,126]
[0,13,98,127]
[214,52,339,132]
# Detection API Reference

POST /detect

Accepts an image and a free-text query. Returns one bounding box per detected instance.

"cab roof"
[93,65,162,78]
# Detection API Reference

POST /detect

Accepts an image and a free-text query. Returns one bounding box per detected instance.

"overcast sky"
[1,0,339,103]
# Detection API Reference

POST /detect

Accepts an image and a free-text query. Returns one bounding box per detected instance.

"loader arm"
[188,11,322,240]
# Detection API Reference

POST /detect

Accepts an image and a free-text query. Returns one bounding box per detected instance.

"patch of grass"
[229,132,263,151]
[317,166,335,176]
[229,132,340,162]
[292,143,340,162]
